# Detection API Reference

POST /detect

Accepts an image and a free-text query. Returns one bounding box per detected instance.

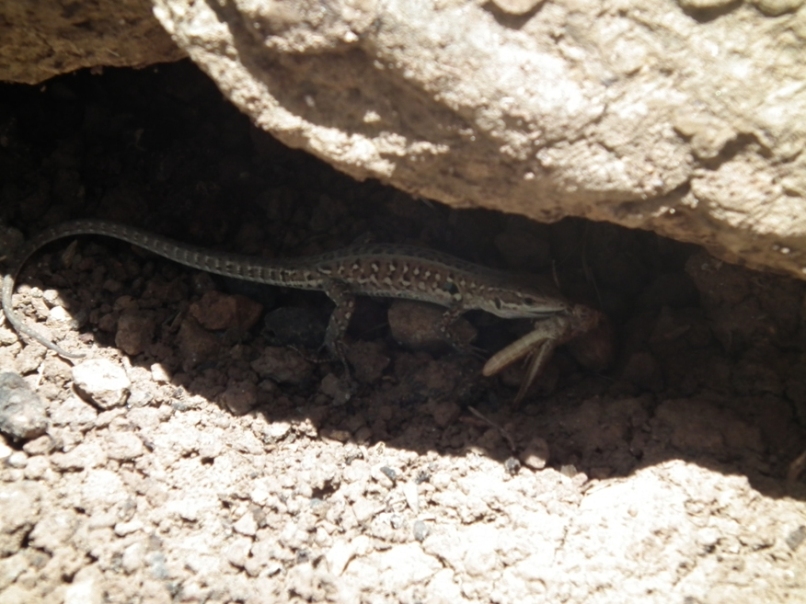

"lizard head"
[478,281,571,319]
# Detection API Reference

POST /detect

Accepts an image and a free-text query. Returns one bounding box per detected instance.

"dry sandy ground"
[0,63,804,603]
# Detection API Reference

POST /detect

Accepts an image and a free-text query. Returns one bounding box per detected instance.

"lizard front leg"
[438,303,481,355]
[320,279,356,366]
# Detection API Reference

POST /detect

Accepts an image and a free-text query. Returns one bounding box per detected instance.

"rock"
[104,431,145,461]
[429,400,461,429]
[251,347,313,385]
[388,301,476,352]
[64,565,103,604]
[189,290,263,331]
[49,396,98,430]
[115,311,155,356]
[72,359,131,409]
[220,380,258,416]
[519,437,550,470]
[233,511,258,537]
[146,0,806,281]
[0,481,42,556]
[345,340,390,384]
[225,536,252,568]
[263,306,327,349]
[621,352,665,393]
[751,0,804,16]
[0,372,48,440]
[0,0,183,84]
[2,2,805,278]
[176,316,220,371]
[150,363,172,384]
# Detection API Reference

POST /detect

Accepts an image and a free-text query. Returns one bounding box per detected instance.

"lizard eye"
[494,298,502,310]
[524,297,535,305]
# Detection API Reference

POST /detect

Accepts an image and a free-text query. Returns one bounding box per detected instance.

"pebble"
[263,306,326,349]
[49,306,70,323]
[23,455,51,480]
[220,380,258,416]
[0,326,18,346]
[786,526,806,551]
[412,519,430,542]
[177,317,220,371]
[63,565,103,604]
[402,482,420,514]
[121,541,146,574]
[114,519,144,537]
[150,363,171,383]
[429,400,461,428]
[225,536,253,568]
[345,340,390,384]
[263,420,292,442]
[0,372,48,441]
[519,437,550,470]
[190,290,263,332]
[0,481,42,556]
[251,347,313,385]
[79,469,128,511]
[104,432,145,460]
[325,538,356,576]
[370,464,396,489]
[6,451,27,469]
[388,300,476,352]
[0,438,12,461]
[504,456,521,475]
[49,395,98,428]
[72,359,131,409]
[115,311,155,356]
[752,0,803,14]
[51,442,108,471]
[233,511,258,537]
[318,373,353,404]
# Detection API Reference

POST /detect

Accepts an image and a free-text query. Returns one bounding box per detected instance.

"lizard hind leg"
[320,278,358,379]
[320,279,356,358]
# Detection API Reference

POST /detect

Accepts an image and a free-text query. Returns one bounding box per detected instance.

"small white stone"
[233,511,258,536]
[519,437,550,470]
[225,536,253,568]
[114,519,144,536]
[325,539,356,576]
[64,565,103,604]
[49,305,70,322]
[403,482,420,513]
[72,359,131,409]
[150,363,172,383]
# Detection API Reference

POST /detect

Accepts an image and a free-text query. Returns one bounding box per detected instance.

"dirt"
[0,62,805,603]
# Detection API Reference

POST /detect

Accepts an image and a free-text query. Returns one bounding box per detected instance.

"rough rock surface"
[0,373,47,441]
[0,0,183,85]
[2,1,806,280]
[148,0,806,279]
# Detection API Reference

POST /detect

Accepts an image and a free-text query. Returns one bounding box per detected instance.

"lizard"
[1,219,602,403]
